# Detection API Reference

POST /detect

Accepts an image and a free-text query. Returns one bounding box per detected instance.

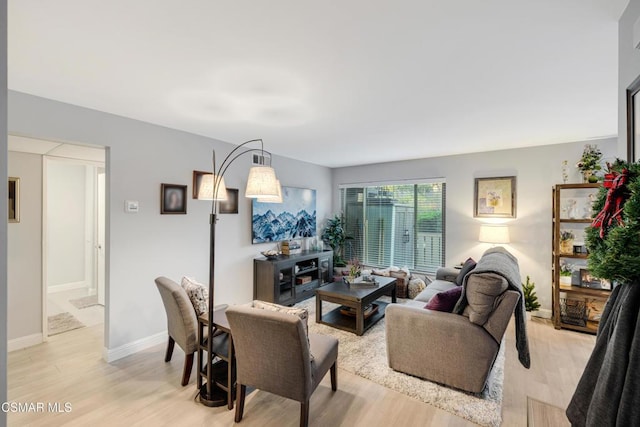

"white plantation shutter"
[340,181,445,273]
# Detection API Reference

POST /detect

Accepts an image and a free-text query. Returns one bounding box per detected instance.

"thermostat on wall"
[125,200,139,213]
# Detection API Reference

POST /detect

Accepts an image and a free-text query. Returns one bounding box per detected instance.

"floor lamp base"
[199,383,227,407]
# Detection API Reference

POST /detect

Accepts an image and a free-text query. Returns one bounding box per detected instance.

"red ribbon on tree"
[591,169,629,238]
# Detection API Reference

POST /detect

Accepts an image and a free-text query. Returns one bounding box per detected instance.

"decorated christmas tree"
[586,160,640,284]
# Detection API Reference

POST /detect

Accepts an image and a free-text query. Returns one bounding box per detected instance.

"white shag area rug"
[296,297,504,427]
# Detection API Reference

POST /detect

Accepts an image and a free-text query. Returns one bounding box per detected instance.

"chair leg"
[330,362,338,391]
[181,353,194,386]
[165,336,175,362]
[300,400,309,427]
[235,383,246,423]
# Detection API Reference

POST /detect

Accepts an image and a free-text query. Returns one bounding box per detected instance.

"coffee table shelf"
[321,301,389,334]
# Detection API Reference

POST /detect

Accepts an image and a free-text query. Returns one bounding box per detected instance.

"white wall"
[7,152,42,341]
[619,1,640,158]
[1,0,8,420]
[8,91,333,357]
[46,160,87,288]
[332,138,618,316]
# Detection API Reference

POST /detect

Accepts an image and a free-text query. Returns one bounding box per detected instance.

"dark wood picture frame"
[8,177,19,223]
[161,183,187,214]
[626,73,640,162]
[192,170,210,199]
[474,176,517,218]
[218,188,239,214]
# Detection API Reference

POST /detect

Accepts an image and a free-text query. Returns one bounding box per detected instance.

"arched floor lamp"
[197,139,282,406]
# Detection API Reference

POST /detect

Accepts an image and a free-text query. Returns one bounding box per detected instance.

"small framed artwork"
[161,184,187,214]
[474,176,517,218]
[192,170,210,199]
[8,177,19,223]
[579,269,611,290]
[219,188,239,214]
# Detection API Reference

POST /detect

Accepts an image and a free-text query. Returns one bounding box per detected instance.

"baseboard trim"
[532,308,552,319]
[48,281,86,293]
[8,333,43,352]
[103,331,167,363]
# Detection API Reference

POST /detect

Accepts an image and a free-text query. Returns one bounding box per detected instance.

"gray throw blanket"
[566,281,640,426]
[453,247,531,368]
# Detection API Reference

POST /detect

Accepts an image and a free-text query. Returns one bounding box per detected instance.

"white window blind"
[340,181,445,273]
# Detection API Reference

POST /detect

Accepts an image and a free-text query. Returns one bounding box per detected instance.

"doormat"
[69,294,100,309]
[48,312,85,336]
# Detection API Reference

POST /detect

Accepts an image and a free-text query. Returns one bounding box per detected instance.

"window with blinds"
[339,181,445,274]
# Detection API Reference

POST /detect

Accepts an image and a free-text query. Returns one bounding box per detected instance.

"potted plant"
[576,144,602,183]
[560,230,575,255]
[322,215,349,267]
[559,261,573,288]
[522,275,541,319]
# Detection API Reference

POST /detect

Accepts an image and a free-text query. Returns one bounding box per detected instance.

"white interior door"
[97,169,106,305]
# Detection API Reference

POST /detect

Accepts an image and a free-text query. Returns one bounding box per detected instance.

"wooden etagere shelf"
[552,183,611,334]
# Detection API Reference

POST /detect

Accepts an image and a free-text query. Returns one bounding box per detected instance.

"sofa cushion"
[414,280,458,303]
[462,272,509,325]
[425,286,463,312]
[181,276,208,316]
[455,258,477,286]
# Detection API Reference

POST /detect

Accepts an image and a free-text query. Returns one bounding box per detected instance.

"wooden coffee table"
[315,276,397,336]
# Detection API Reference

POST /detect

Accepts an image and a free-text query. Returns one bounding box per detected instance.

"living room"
[2,1,639,426]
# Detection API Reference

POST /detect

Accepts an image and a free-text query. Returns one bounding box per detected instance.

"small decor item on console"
[260,250,280,260]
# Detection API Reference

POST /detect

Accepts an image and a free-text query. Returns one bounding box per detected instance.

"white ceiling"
[8,0,629,168]
[8,135,106,163]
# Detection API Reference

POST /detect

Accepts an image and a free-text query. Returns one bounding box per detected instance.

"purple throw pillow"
[425,286,463,312]
[455,257,476,286]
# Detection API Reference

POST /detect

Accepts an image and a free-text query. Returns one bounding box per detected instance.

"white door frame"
[42,155,106,340]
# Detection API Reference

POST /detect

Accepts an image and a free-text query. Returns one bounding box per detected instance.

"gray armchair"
[226,305,338,427]
[154,277,198,386]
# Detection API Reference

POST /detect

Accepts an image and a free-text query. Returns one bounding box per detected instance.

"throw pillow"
[251,300,310,337]
[408,276,427,299]
[455,257,477,286]
[425,286,463,312]
[181,276,208,316]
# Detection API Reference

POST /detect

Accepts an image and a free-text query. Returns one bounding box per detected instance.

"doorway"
[43,149,106,337]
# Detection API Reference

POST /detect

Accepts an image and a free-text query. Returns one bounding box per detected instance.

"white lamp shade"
[197,174,228,201]
[245,166,280,198]
[479,224,510,244]
[257,180,283,203]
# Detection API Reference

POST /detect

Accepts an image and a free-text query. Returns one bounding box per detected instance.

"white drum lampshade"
[257,180,283,203]
[479,224,510,244]
[245,166,280,198]
[197,174,228,201]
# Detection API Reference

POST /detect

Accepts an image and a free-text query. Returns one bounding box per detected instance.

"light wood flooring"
[7,316,595,426]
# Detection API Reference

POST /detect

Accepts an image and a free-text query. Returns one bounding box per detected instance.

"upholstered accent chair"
[226,305,339,427]
[154,277,199,386]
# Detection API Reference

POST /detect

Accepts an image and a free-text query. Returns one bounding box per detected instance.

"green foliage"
[322,215,348,266]
[560,230,575,241]
[577,144,603,172]
[522,275,541,312]
[586,160,640,283]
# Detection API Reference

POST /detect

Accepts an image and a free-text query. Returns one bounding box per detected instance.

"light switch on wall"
[125,200,139,213]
